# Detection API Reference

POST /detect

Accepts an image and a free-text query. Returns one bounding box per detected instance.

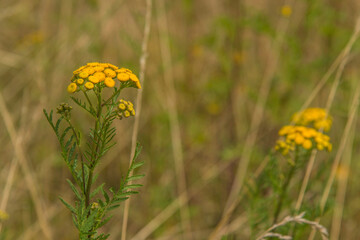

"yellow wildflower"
[88,76,99,84]
[119,103,126,110]
[107,63,119,70]
[124,110,130,118]
[104,68,116,78]
[93,72,106,82]
[117,73,130,81]
[281,5,292,17]
[67,83,77,93]
[85,82,94,90]
[104,78,115,88]
[292,108,332,132]
[79,71,89,79]
[84,67,95,75]
[302,139,312,150]
[0,210,9,220]
[275,125,332,155]
[76,78,84,85]
[94,66,104,72]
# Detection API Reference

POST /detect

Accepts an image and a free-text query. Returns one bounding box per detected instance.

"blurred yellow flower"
[292,108,332,132]
[281,5,292,17]
[0,210,9,220]
[275,125,332,155]
[67,83,77,93]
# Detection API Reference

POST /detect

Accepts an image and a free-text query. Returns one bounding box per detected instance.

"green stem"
[101,87,122,107]
[66,119,87,195]
[273,159,297,224]
[85,88,103,209]
[83,91,96,114]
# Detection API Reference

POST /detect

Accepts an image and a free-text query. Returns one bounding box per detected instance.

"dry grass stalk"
[120,0,153,239]
[256,212,329,240]
[155,0,192,237]
[330,125,355,240]
[308,75,360,240]
[0,93,52,239]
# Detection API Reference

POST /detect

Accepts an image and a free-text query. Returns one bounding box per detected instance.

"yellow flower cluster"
[292,108,332,132]
[0,209,9,220]
[275,125,332,155]
[281,5,292,17]
[67,62,141,93]
[117,99,135,120]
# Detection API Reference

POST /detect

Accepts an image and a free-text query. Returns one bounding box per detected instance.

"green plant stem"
[102,87,123,107]
[273,160,296,224]
[65,118,86,195]
[84,91,96,114]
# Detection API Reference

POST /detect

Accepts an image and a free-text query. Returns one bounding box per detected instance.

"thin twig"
[121,0,152,239]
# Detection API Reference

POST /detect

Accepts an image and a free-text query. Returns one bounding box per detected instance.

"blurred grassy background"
[0,0,360,239]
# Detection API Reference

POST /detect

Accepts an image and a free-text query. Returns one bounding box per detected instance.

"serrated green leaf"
[125,174,145,182]
[122,184,142,191]
[59,196,76,214]
[66,179,82,200]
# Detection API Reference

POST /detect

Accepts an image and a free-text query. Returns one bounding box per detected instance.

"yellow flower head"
[291,108,332,132]
[85,82,94,90]
[88,76,99,84]
[104,68,117,78]
[117,73,130,82]
[117,99,135,120]
[76,78,84,85]
[124,110,130,118]
[70,63,141,93]
[67,83,77,93]
[281,5,292,17]
[275,125,332,155]
[94,66,104,72]
[79,72,89,79]
[0,210,9,220]
[104,77,115,88]
[93,72,106,82]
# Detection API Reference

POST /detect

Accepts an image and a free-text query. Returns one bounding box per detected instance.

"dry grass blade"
[120,0,153,239]
[308,74,360,240]
[256,212,329,240]
[330,124,355,240]
[208,1,294,238]
[155,0,192,237]
[0,93,52,239]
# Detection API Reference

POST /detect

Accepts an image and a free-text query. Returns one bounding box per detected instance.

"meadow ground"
[0,0,360,239]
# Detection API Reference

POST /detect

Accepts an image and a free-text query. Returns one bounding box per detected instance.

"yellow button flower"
[93,72,105,82]
[67,83,77,93]
[79,72,89,78]
[117,73,130,81]
[88,76,99,83]
[104,78,115,88]
[302,139,312,150]
[124,110,130,118]
[76,78,84,85]
[85,82,94,90]
[94,66,104,72]
[281,5,292,17]
[104,69,117,78]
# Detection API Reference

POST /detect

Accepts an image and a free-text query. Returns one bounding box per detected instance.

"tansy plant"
[247,108,333,237]
[44,62,144,240]
[272,108,332,223]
